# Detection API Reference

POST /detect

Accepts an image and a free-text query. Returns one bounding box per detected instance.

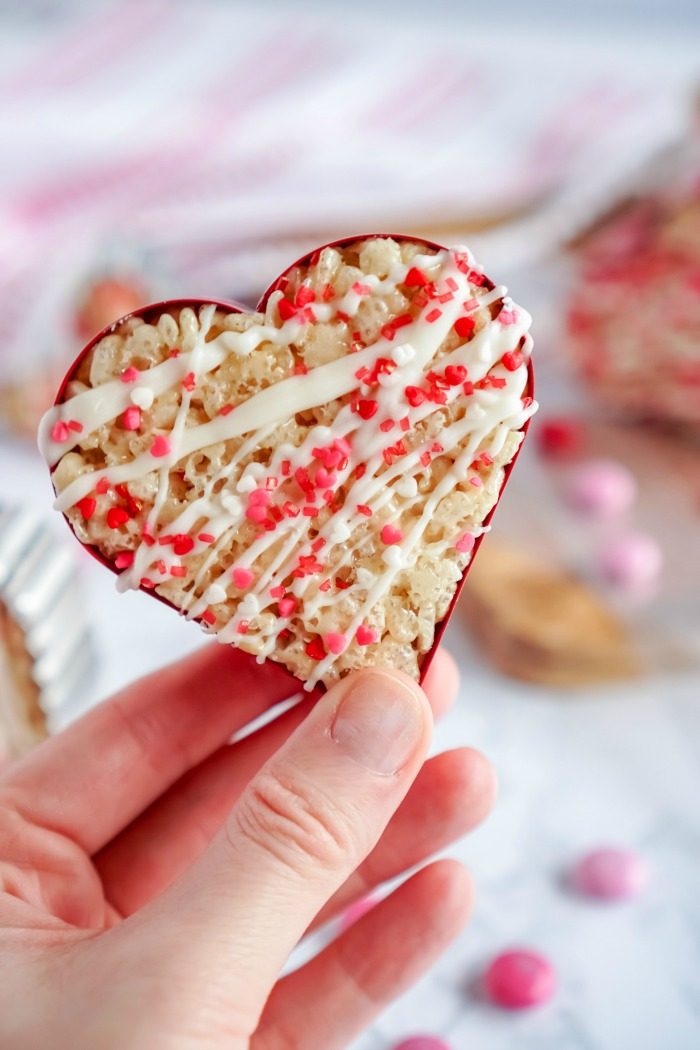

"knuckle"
[231,770,357,875]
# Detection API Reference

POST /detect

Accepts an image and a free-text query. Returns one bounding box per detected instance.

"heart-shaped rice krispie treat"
[39,236,535,691]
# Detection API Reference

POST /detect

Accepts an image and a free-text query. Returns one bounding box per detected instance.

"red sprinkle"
[170,565,187,577]
[379,418,394,432]
[201,609,216,625]
[454,316,476,338]
[356,399,379,420]
[425,308,442,323]
[462,381,475,396]
[120,367,140,383]
[95,477,110,495]
[278,297,297,321]
[405,266,428,287]
[182,371,196,392]
[114,551,134,569]
[305,637,326,661]
[319,579,332,592]
[405,385,427,407]
[219,404,235,416]
[173,534,195,556]
[502,349,525,371]
[198,532,215,543]
[293,362,309,376]
[356,504,372,517]
[269,585,285,598]
[356,625,377,646]
[140,577,156,590]
[76,496,96,520]
[444,364,467,385]
[107,507,129,529]
[295,284,315,307]
[236,620,249,634]
[400,416,410,431]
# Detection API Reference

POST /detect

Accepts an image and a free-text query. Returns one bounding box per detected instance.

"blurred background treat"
[0,1,698,1048]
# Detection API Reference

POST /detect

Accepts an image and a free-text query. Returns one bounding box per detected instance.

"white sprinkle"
[204,583,228,605]
[382,546,404,568]
[395,476,418,498]
[236,474,257,493]
[314,426,333,444]
[221,491,243,516]
[239,594,260,618]
[356,567,375,589]
[329,520,351,543]
[391,342,416,366]
[130,387,154,409]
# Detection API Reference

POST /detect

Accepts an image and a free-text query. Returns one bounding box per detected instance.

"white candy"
[395,476,418,498]
[204,583,228,605]
[391,343,416,366]
[329,520,351,543]
[382,546,404,568]
[239,594,260,618]
[220,491,243,516]
[356,567,375,589]
[236,474,257,493]
[130,387,155,409]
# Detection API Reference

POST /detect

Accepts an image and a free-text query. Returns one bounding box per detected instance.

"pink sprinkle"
[455,532,476,553]
[67,419,83,433]
[51,420,69,443]
[352,281,372,295]
[236,620,249,634]
[324,632,347,655]
[499,309,519,326]
[246,504,267,524]
[248,489,271,507]
[463,297,479,311]
[484,949,556,1010]
[381,523,404,545]
[122,406,141,431]
[120,366,141,383]
[198,532,215,543]
[278,597,297,617]
[232,567,254,589]
[469,476,482,488]
[269,585,285,598]
[315,467,336,489]
[425,308,442,323]
[356,624,377,646]
[114,551,134,569]
[150,435,172,458]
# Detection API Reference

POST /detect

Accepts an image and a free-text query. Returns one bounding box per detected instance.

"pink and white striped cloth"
[0,0,696,377]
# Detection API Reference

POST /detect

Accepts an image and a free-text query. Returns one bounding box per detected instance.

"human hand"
[0,645,495,1048]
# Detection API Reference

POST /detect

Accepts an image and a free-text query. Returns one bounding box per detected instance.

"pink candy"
[150,434,172,458]
[566,459,636,518]
[484,949,556,1009]
[393,1039,452,1050]
[598,532,663,593]
[122,406,141,431]
[356,624,377,646]
[571,847,649,901]
[455,532,476,554]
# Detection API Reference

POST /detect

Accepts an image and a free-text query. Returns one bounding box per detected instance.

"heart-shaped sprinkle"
[41,236,535,691]
[356,625,377,646]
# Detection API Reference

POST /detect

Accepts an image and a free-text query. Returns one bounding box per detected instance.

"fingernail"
[330,671,427,775]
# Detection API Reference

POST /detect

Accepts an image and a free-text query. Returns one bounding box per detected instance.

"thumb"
[137,667,432,1032]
